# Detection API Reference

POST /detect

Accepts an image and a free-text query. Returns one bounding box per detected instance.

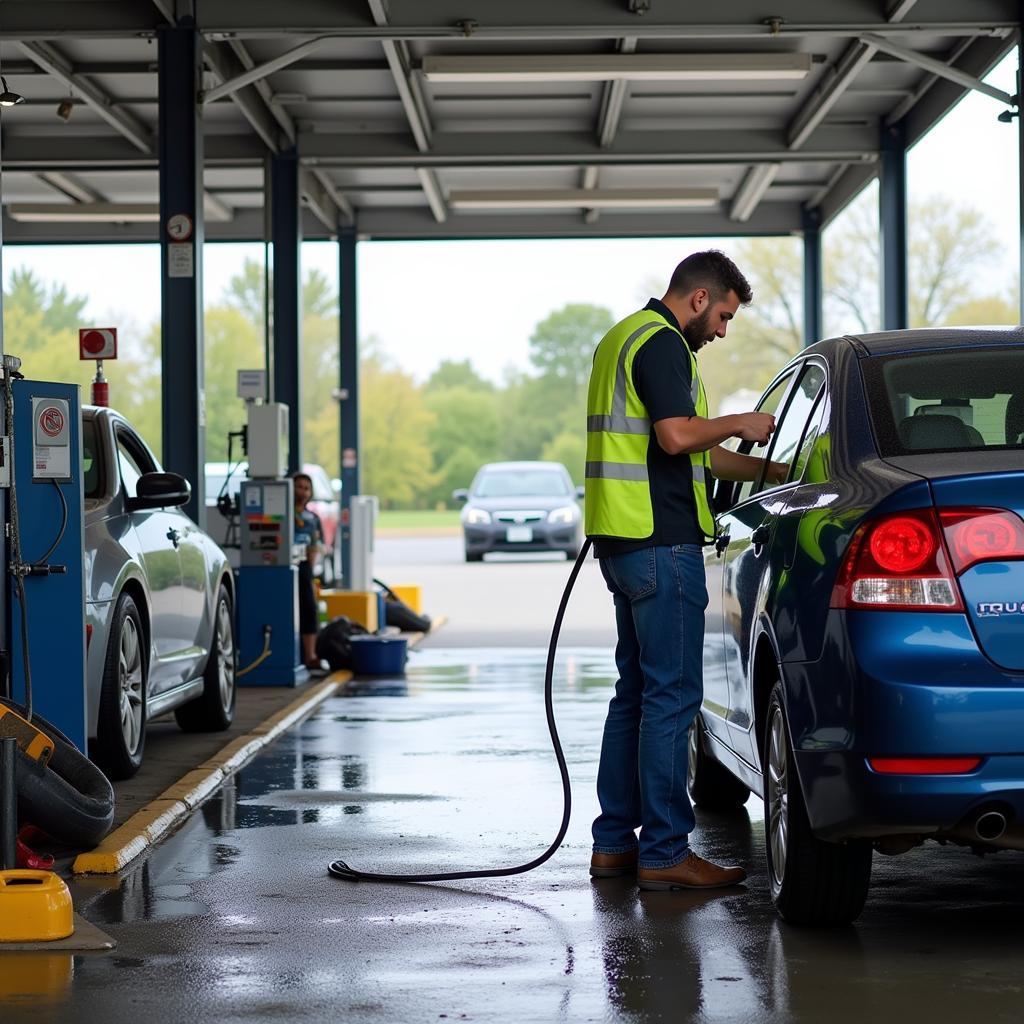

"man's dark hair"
[666,250,753,305]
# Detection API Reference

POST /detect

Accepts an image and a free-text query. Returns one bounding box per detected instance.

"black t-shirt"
[593,298,703,557]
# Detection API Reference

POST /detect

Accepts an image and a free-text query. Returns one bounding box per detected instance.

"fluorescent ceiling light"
[9,200,233,223]
[422,53,812,84]
[729,163,780,222]
[449,189,719,211]
[9,203,160,223]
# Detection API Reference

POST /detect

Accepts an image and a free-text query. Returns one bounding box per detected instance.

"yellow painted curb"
[73,675,349,875]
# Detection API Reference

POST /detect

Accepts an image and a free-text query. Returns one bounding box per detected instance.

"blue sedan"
[690,327,1024,925]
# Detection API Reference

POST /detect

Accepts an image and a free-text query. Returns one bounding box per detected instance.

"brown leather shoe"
[590,850,639,878]
[637,851,746,891]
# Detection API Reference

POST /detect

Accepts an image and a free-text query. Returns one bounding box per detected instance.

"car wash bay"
[3,2,1024,1022]
[6,643,1024,1023]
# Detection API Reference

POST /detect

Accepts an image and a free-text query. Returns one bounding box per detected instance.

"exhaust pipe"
[975,810,1008,842]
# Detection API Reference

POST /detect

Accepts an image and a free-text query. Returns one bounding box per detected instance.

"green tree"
[424,359,493,394]
[360,353,436,508]
[540,430,586,486]
[5,268,89,334]
[529,303,614,392]
[422,386,501,506]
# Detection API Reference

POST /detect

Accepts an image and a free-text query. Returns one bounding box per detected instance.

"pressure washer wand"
[328,538,593,884]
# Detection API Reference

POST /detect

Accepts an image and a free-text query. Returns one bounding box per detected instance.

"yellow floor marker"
[0,870,74,942]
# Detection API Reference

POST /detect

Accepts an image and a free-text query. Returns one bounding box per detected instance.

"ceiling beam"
[37,171,103,203]
[17,40,153,153]
[299,124,880,167]
[787,0,917,151]
[367,0,446,223]
[0,2,1016,42]
[0,125,878,171]
[860,33,1017,106]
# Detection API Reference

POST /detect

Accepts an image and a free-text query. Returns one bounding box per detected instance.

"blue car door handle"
[752,524,771,556]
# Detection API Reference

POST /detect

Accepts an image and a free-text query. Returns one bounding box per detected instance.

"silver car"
[83,407,237,780]
[454,461,584,562]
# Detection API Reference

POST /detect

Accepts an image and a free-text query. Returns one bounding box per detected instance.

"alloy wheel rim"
[216,598,235,710]
[767,709,789,887]
[118,615,144,754]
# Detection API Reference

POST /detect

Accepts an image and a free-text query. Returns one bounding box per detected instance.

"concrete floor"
[5,646,1024,1022]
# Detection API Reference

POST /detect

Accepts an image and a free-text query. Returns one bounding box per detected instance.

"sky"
[1,52,1019,386]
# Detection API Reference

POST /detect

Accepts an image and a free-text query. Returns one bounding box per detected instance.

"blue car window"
[791,394,828,483]
[866,346,1024,454]
[734,372,795,505]
[761,364,827,487]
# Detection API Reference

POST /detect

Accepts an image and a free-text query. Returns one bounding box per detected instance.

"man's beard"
[682,308,713,351]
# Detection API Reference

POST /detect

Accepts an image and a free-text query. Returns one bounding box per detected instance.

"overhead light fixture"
[0,77,25,108]
[449,189,718,211]
[56,98,74,122]
[270,92,307,106]
[422,53,812,84]
[8,203,160,223]
[9,199,233,224]
[729,163,780,222]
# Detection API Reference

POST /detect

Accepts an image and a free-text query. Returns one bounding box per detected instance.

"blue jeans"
[592,544,708,869]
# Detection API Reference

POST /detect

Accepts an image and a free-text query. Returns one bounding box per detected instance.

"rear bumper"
[786,609,1024,840]
[463,522,579,554]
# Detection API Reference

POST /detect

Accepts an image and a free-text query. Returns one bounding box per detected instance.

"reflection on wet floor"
[5,647,1024,1022]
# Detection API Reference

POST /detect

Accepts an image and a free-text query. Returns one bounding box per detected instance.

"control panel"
[239,479,295,567]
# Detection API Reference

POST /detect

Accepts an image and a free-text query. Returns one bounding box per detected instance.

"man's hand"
[732,412,776,444]
[765,460,789,486]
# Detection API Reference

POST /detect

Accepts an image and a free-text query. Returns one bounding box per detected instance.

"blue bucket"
[349,635,408,676]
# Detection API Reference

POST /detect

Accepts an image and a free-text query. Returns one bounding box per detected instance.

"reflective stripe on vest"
[585,309,716,542]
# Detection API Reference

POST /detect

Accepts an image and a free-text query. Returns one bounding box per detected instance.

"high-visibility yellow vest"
[585,309,716,542]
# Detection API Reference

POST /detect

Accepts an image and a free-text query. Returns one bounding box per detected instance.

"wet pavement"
[6,647,1024,1022]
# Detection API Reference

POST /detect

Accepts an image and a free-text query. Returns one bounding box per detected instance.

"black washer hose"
[328,538,592,883]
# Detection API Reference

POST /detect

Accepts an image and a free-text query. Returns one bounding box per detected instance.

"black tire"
[764,683,872,925]
[687,714,750,810]
[465,551,484,562]
[3,700,115,848]
[175,584,236,733]
[92,593,148,780]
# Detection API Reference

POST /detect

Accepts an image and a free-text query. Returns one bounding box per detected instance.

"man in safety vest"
[586,250,786,891]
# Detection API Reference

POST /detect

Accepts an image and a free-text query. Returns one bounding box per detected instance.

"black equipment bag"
[316,616,371,671]
[373,579,432,633]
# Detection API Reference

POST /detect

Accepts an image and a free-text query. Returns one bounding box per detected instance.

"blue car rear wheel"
[764,683,872,926]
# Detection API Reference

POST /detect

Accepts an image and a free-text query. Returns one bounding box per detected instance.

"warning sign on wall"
[79,327,118,361]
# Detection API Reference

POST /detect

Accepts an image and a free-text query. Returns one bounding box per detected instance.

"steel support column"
[802,206,823,347]
[338,227,359,586]
[158,22,205,525]
[880,120,909,331]
[271,147,302,474]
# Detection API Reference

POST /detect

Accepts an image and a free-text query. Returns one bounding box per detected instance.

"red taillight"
[86,624,93,650]
[939,508,1024,574]
[831,509,962,611]
[869,516,936,573]
[869,757,982,775]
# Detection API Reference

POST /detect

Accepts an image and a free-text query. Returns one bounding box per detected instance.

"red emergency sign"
[79,328,118,361]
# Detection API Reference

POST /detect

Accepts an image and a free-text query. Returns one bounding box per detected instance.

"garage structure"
[0,0,1020,575]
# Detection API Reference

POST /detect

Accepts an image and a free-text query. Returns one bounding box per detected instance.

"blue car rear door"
[719,363,827,762]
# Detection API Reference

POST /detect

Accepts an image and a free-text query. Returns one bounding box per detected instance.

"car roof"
[476,461,568,472]
[804,326,1024,358]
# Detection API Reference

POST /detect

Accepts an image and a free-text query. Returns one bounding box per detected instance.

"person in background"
[293,471,325,673]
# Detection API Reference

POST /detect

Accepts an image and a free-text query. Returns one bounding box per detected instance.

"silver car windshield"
[474,471,570,498]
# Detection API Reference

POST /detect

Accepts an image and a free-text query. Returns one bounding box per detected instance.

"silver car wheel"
[118,615,144,755]
[767,708,789,888]
[216,597,235,712]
